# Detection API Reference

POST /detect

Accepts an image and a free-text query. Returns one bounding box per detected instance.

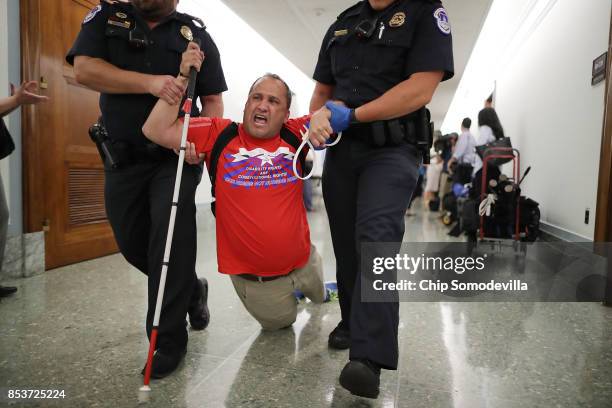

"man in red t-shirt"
[142,44,327,330]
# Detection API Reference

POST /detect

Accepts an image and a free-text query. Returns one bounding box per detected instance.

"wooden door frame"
[595,11,612,243]
[20,0,118,270]
[21,0,99,234]
[20,0,45,233]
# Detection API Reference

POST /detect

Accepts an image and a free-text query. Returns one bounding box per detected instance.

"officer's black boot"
[328,321,351,350]
[339,359,381,399]
[141,348,186,379]
[188,278,210,330]
[0,285,17,298]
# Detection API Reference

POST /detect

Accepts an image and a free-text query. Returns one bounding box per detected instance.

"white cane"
[139,53,199,403]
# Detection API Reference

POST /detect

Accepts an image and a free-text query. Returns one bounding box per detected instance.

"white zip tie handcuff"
[292,124,342,180]
[479,193,497,217]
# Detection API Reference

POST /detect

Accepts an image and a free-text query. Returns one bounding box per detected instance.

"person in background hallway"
[472,107,504,199]
[308,0,453,398]
[473,107,504,174]
[66,0,227,378]
[424,151,443,208]
[0,81,48,298]
[448,117,476,181]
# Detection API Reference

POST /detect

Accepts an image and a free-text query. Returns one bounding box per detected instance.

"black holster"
[415,107,433,164]
[89,120,120,169]
[88,120,174,171]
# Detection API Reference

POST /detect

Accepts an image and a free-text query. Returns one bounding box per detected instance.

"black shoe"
[0,285,17,298]
[141,348,186,379]
[328,322,350,350]
[188,278,209,331]
[339,359,381,399]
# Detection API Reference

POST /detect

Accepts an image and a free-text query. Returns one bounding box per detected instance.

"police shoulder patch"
[433,7,451,35]
[175,12,206,30]
[337,1,361,20]
[83,5,102,24]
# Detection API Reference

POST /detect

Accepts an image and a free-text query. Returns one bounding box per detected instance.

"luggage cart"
[479,147,521,241]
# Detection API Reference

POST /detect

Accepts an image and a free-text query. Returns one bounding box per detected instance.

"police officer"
[66,0,227,378]
[308,0,453,398]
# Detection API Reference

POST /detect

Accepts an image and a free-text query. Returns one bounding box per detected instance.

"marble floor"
[1,194,612,407]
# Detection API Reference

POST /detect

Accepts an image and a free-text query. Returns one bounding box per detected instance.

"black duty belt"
[110,140,176,166]
[237,273,288,282]
[89,120,178,169]
[344,113,418,148]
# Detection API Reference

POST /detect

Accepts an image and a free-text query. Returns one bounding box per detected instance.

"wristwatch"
[349,108,359,124]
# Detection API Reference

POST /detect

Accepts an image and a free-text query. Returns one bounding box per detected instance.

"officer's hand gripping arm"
[142,41,205,150]
[142,77,188,150]
[73,56,185,105]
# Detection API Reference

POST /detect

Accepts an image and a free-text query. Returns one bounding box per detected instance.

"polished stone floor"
[1,194,612,407]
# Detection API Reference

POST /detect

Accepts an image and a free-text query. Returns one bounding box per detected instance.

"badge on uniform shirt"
[115,12,127,19]
[334,29,349,37]
[83,5,101,24]
[389,12,406,28]
[180,25,194,41]
[433,8,451,35]
[107,17,131,29]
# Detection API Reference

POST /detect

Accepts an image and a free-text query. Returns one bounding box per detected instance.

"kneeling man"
[143,44,326,330]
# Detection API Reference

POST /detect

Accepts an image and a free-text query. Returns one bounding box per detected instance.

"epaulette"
[337,1,362,20]
[176,11,206,30]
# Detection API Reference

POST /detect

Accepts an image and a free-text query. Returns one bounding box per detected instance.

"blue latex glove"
[325,101,351,133]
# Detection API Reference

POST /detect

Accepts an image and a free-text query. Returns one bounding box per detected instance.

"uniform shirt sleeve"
[312,25,337,85]
[404,2,454,81]
[66,3,110,65]
[186,117,232,155]
[196,31,228,97]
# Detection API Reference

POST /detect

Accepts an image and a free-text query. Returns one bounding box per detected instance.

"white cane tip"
[138,386,151,404]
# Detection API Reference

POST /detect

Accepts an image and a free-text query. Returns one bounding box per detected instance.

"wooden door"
[596,16,612,243]
[21,0,118,269]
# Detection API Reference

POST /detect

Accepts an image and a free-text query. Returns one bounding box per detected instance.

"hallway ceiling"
[220,0,494,128]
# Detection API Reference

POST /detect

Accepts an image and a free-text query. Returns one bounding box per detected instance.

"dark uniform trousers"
[104,156,202,353]
[322,132,421,370]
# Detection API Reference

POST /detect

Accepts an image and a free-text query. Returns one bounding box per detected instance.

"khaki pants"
[230,245,325,331]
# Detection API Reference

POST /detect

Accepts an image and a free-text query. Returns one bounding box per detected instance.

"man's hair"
[461,117,471,129]
[248,73,292,108]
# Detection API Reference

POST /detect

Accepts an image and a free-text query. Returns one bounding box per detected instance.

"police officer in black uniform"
[309,0,453,398]
[66,0,227,378]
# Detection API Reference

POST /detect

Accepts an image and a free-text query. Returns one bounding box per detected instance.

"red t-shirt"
[186,116,311,276]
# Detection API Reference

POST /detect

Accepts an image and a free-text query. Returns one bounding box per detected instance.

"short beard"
[132,1,175,22]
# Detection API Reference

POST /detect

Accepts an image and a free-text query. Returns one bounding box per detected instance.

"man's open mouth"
[254,114,268,125]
